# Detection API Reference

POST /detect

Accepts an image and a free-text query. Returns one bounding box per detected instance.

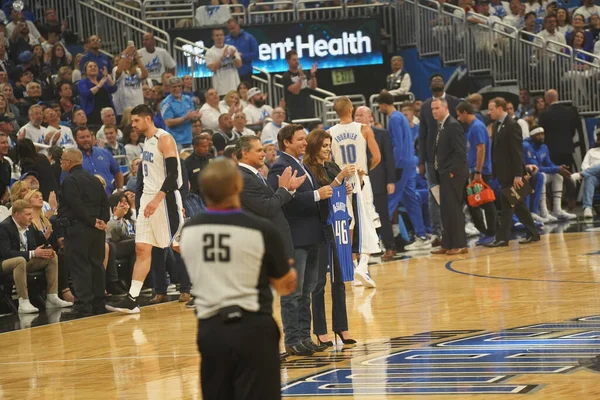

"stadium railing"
[490,21,519,86]
[76,0,171,56]
[141,0,197,32]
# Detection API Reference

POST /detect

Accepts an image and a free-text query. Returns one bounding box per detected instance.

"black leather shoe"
[519,236,540,244]
[302,339,328,352]
[61,306,93,320]
[484,240,509,248]
[285,343,314,356]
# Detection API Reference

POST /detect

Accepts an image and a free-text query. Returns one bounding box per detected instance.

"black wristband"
[475,171,481,174]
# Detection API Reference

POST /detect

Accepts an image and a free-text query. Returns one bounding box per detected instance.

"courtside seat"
[0,270,47,314]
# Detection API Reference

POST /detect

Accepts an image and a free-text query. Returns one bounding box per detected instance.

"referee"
[180,158,297,400]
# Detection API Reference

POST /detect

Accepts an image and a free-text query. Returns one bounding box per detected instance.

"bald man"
[538,89,580,207]
[139,32,177,82]
[180,158,296,400]
[354,106,397,261]
[59,148,110,316]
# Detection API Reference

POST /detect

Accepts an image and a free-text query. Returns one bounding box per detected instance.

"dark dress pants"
[151,247,192,295]
[65,222,106,311]
[312,228,348,336]
[496,184,539,242]
[467,174,497,237]
[197,314,281,400]
[439,172,467,250]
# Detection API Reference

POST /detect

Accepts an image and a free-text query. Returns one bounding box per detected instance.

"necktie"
[256,172,267,186]
[434,122,442,171]
[299,161,314,188]
[20,230,27,251]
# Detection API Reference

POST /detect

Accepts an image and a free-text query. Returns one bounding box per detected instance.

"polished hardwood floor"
[2,220,600,399]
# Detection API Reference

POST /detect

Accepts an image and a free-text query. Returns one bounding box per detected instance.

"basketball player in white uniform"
[107,104,184,314]
[329,97,381,288]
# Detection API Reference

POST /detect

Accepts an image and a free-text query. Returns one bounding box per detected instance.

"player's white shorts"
[136,191,184,248]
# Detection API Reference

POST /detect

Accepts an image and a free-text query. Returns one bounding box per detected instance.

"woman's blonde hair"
[10,181,30,204]
[95,174,107,189]
[24,190,51,231]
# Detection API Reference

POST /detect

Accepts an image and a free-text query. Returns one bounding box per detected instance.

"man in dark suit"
[354,106,397,261]
[429,98,469,255]
[236,135,306,259]
[485,97,540,247]
[267,124,333,357]
[538,89,582,206]
[0,200,72,314]
[418,74,462,245]
[58,148,110,316]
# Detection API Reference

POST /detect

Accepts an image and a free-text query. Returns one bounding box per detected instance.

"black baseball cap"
[0,113,14,123]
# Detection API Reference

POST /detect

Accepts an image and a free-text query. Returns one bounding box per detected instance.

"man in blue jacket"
[523,127,576,221]
[225,18,258,83]
[378,91,431,251]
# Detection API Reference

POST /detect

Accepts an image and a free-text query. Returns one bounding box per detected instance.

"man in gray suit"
[235,135,306,260]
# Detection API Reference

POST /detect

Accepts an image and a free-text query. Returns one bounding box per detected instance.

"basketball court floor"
[2,219,600,399]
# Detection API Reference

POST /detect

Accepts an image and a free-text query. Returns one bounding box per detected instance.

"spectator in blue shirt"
[73,126,123,195]
[225,18,259,82]
[378,90,431,251]
[160,76,202,150]
[456,101,496,244]
[79,35,112,78]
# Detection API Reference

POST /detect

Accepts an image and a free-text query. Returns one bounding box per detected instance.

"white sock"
[46,293,59,301]
[357,254,370,273]
[553,194,562,211]
[129,280,143,298]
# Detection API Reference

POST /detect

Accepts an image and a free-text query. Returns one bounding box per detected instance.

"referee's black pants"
[197,313,281,400]
[64,222,106,311]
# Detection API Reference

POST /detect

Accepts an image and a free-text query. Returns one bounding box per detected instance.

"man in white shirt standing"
[206,28,242,96]
[574,0,600,22]
[18,105,46,145]
[138,32,177,83]
[386,56,411,97]
[260,107,287,146]
[231,111,256,137]
[243,87,273,125]
[571,131,600,218]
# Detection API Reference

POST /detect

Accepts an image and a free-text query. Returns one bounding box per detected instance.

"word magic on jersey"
[281,315,600,396]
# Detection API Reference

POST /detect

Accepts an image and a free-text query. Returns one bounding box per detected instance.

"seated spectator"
[0,199,72,314]
[523,0,543,15]
[506,101,530,138]
[489,0,509,18]
[521,11,539,37]
[237,81,250,108]
[567,30,592,65]
[386,56,411,96]
[95,108,123,142]
[200,87,228,131]
[74,126,124,195]
[574,0,600,22]
[515,88,534,118]
[125,158,140,191]
[18,105,46,145]
[17,139,58,200]
[102,124,126,165]
[571,133,600,218]
[78,61,117,127]
[523,127,576,221]
[192,119,202,138]
[212,114,240,155]
[260,107,286,145]
[243,87,273,124]
[184,134,214,195]
[44,42,70,75]
[219,89,243,114]
[556,7,572,34]
[590,15,600,42]
[161,76,201,149]
[12,70,33,101]
[0,43,13,74]
[106,192,136,243]
[537,14,566,50]
[232,110,256,137]
[532,96,546,124]
[9,19,39,64]
[112,44,148,117]
[263,142,277,170]
[183,75,196,99]
[0,94,18,130]
[41,107,75,147]
[57,81,78,123]
[37,8,68,44]
[122,124,143,164]
[71,109,88,131]
[24,189,72,302]
[566,14,594,52]
[19,81,42,116]
[72,53,84,83]
[503,0,526,29]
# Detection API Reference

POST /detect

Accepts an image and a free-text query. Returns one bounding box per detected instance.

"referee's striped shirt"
[180,210,290,319]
